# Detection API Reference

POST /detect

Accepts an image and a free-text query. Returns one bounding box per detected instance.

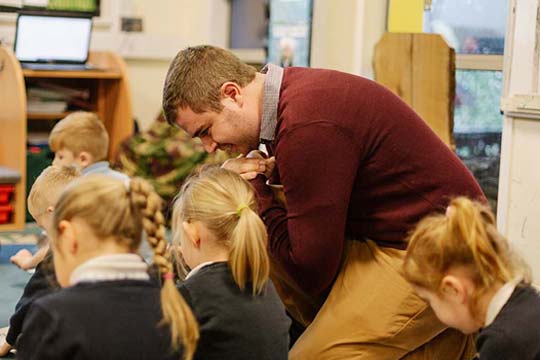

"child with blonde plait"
[403,196,540,360]
[172,167,290,360]
[16,175,198,360]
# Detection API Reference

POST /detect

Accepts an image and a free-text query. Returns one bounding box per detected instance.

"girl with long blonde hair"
[16,175,199,360]
[172,167,290,360]
[403,196,540,359]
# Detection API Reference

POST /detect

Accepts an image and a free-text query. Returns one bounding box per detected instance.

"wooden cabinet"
[0,47,133,231]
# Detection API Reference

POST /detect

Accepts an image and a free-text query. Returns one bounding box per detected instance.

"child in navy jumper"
[403,197,540,359]
[16,175,199,360]
[172,167,290,360]
[0,165,79,357]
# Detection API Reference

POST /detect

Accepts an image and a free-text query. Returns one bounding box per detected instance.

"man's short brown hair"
[162,45,257,125]
[49,111,109,161]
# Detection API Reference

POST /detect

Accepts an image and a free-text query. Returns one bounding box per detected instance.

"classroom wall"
[93,0,230,130]
[0,0,386,130]
[498,0,540,282]
[311,0,387,77]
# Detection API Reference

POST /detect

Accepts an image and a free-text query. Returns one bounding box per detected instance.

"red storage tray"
[0,184,15,205]
[0,204,14,224]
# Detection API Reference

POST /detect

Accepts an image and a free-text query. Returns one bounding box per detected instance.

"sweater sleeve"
[6,259,57,345]
[16,304,63,360]
[252,121,360,295]
[477,328,525,360]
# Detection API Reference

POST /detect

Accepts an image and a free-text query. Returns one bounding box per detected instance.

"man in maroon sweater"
[163,45,484,359]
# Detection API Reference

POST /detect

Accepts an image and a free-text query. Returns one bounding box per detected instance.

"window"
[425,0,508,210]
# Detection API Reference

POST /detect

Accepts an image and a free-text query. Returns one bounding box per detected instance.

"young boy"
[49,111,129,180]
[10,112,129,271]
[0,165,80,357]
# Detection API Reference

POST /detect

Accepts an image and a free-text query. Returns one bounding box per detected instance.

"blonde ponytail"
[403,196,530,317]
[446,198,514,289]
[129,179,199,360]
[173,167,271,295]
[229,206,270,295]
[52,175,199,359]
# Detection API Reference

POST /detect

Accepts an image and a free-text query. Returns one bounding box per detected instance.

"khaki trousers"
[286,240,476,359]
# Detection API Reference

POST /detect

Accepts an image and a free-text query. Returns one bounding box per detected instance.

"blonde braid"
[130,179,199,360]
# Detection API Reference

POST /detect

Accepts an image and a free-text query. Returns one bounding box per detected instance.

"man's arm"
[252,121,360,296]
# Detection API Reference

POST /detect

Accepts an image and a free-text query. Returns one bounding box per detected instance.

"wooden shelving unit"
[0,47,133,231]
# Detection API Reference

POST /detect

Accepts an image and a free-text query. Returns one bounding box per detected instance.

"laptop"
[14,12,94,71]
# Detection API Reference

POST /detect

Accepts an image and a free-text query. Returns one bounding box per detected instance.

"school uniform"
[178,261,291,360]
[81,160,129,181]
[5,250,58,346]
[475,280,540,359]
[16,254,182,360]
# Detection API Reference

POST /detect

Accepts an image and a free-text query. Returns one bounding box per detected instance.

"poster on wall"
[267,0,313,67]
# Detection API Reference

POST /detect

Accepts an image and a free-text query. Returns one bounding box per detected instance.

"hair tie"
[123,178,131,193]
[236,204,249,217]
[163,272,174,281]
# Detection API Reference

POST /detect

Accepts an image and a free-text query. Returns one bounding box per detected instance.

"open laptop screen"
[14,13,92,64]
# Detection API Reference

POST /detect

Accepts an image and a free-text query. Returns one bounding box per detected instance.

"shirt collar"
[81,161,110,176]
[484,275,523,327]
[70,254,149,285]
[185,261,218,280]
[260,63,284,143]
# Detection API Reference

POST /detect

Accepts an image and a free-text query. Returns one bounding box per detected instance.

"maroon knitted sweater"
[252,67,484,296]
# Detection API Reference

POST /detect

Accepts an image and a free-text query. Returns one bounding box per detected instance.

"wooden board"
[374,33,455,148]
[0,47,27,231]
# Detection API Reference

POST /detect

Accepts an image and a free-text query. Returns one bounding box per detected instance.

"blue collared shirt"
[81,161,129,181]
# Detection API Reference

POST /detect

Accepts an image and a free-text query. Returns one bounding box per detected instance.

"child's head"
[172,167,270,295]
[403,197,529,334]
[50,175,198,358]
[49,112,109,168]
[27,165,80,234]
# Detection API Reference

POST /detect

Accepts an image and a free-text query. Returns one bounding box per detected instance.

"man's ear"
[219,82,243,107]
[77,151,93,168]
[440,275,468,304]
[58,220,78,255]
[182,221,201,248]
[46,205,54,214]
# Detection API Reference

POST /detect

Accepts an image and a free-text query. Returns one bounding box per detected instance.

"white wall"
[0,0,230,130]
[311,0,387,78]
[0,0,385,129]
[498,0,540,282]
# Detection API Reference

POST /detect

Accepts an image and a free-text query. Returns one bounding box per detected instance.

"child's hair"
[27,165,80,218]
[403,196,530,317]
[51,175,199,359]
[172,167,270,295]
[49,112,109,161]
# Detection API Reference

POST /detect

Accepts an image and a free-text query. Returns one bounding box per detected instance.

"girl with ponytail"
[17,175,198,360]
[172,167,290,360]
[403,196,540,359]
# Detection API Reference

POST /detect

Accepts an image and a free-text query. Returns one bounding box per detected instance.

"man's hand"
[222,152,275,180]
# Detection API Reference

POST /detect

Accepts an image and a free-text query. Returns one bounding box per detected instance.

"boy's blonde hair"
[172,167,270,295]
[27,165,80,218]
[51,175,199,360]
[403,197,530,319]
[49,112,109,161]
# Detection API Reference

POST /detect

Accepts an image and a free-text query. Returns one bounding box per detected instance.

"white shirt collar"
[70,253,149,285]
[484,276,523,327]
[185,261,217,280]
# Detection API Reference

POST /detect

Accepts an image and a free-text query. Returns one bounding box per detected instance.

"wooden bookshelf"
[27,112,71,120]
[0,47,134,231]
